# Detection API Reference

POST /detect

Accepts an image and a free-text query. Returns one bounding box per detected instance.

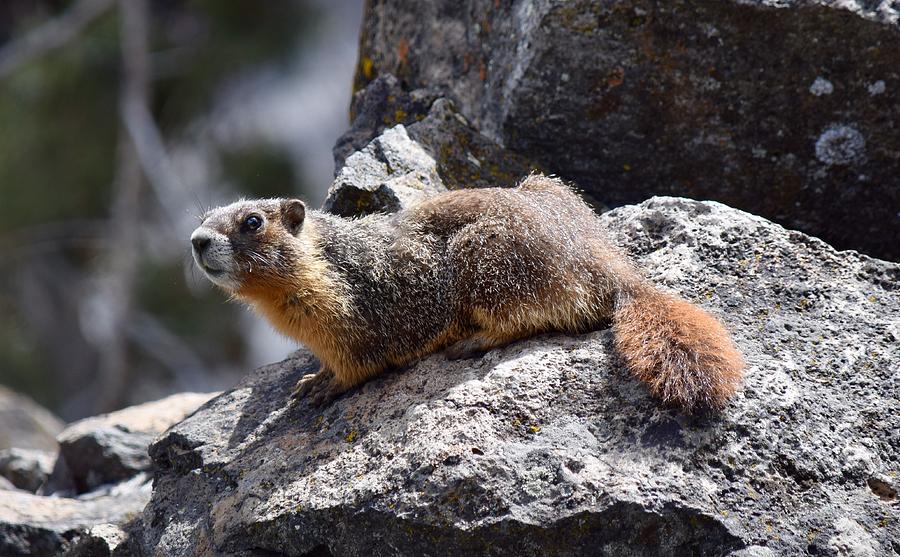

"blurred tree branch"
[0,0,319,416]
[0,0,115,79]
[93,0,149,412]
[0,0,190,223]
[121,84,189,221]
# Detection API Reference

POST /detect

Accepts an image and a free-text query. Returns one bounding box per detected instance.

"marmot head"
[190,198,306,293]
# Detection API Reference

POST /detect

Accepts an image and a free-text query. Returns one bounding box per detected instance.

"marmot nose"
[191,230,211,253]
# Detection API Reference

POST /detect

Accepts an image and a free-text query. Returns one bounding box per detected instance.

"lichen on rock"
[814,124,867,166]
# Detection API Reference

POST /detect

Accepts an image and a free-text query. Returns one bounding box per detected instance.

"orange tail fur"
[612,288,744,411]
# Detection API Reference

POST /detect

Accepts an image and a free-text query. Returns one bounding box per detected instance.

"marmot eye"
[244,215,263,231]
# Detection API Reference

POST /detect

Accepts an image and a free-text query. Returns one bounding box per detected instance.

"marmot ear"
[280,199,306,235]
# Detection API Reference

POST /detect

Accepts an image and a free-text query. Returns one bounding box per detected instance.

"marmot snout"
[192,175,744,411]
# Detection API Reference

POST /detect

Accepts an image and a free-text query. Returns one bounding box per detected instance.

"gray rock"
[44,392,217,495]
[332,74,442,171]
[354,0,900,260]
[45,427,155,496]
[324,91,535,217]
[322,125,445,217]
[0,475,16,491]
[0,448,55,493]
[0,393,217,555]
[0,473,150,557]
[130,198,898,556]
[728,547,776,557]
[405,98,537,192]
[0,385,64,452]
[64,523,128,557]
[827,517,881,557]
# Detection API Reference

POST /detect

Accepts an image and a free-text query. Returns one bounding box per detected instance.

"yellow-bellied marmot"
[191,174,744,410]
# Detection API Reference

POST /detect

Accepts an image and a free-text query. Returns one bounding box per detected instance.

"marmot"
[191,174,743,410]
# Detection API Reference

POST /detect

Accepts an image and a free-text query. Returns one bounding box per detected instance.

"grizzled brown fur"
[192,174,744,410]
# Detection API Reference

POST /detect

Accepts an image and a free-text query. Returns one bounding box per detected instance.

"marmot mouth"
[201,264,226,276]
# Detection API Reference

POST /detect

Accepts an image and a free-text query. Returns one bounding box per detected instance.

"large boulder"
[354,0,900,260]
[129,196,898,556]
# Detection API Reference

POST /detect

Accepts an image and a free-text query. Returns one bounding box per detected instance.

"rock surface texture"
[131,193,899,556]
[354,0,900,260]
[0,475,151,557]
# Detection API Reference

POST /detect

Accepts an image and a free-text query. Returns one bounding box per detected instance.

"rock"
[728,548,776,557]
[322,125,445,217]
[827,517,881,557]
[0,392,218,555]
[332,74,442,170]
[0,385,64,452]
[130,198,898,556]
[0,475,16,491]
[44,428,154,496]
[44,392,217,495]
[0,473,150,557]
[324,87,535,217]
[405,97,536,191]
[354,0,900,260]
[0,448,55,492]
[64,523,128,557]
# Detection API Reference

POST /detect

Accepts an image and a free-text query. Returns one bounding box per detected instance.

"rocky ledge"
[127,193,898,555]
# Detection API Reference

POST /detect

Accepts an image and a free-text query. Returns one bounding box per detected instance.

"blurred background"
[0,0,363,420]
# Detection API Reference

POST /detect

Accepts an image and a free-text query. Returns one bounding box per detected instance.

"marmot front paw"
[291,367,343,407]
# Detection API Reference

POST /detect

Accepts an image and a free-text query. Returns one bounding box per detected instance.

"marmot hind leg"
[444,329,532,360]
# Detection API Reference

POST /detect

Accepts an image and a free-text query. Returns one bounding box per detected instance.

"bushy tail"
[612,287,744,411]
